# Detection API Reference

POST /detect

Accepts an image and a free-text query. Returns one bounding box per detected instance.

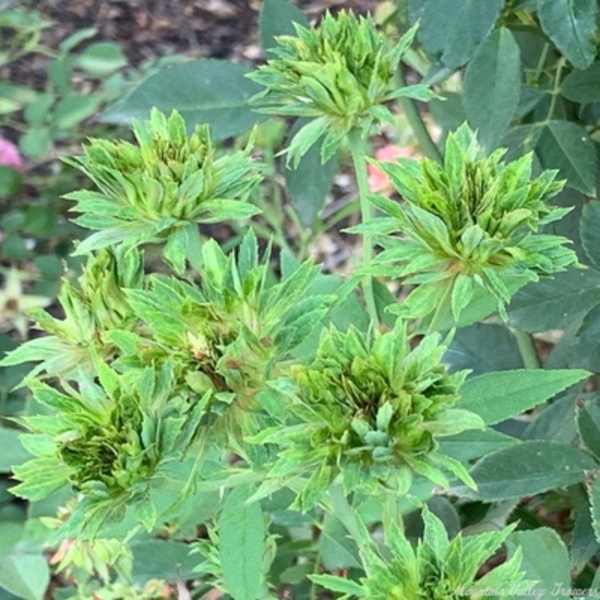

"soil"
[29,0,380,66]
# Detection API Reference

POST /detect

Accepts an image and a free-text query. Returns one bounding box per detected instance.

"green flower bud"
[0,247,144,379]
[64,108,262,253]
[315,507,536,600]
[356,123,577,323]
[253,321,483,509]
[248,11,431,165]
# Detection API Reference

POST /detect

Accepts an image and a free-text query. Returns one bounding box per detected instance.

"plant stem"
[348,129,379,325]
[397,68,443,164]
[513,328,541,369]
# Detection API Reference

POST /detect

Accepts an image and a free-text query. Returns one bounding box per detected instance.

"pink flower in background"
[0,138,24,171]
[368,144,413,195]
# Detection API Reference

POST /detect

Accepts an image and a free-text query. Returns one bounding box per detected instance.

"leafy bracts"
[11,359,203,535]
[248,11,432,165]
[357,124,577,323]
[115,232,333,438]
[0,247,143,379]
[63,108,262,255]
[312,507,535,599]
[252,321,483,509]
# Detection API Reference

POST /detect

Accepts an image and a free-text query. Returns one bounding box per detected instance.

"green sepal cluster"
[11,357,204,536]
[351,123,577,323]
[312,507,536,599]
[110,230,334,439]
[63,108,262,255]
[0,246,143,380]
[248,12,433,166]
[250,321,483,510]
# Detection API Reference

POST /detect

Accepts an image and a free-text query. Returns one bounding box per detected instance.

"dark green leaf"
[573,305,600,371]
[521,392,578,444]
[570,507,599,570]
[577,398,600,460]
[561,61,600,103]
[284,123,337,228]
[585,478,600,547]
[130,539,200,582]
[580,200,600,270]
[417,0,504,68]
[439,429,518,463]
[463,28,521,150]
[456,369,589,426]
[102,59,267,139]
[259,0,309,52]
[219,485,265,600]
[507,528,571,597]
[537,0,597,69]
[454,441,596,500]
[508,267,600,333]
[535,120,596,194]
[429,92,466,133]
[443,323,523,376]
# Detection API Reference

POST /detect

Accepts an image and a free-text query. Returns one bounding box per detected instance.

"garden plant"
[1,0,600,598]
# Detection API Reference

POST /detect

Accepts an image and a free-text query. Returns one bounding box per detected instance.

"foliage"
[1,0,600,598]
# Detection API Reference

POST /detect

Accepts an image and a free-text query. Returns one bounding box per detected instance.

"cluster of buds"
[64,108,262,254]
[248,11,432,165]
[355,124,577,323]
[315,507,535,599]
[253,321,482,509]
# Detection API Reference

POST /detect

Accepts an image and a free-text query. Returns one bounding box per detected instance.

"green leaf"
[0,166,22,198]
[74,41,127,76]
[0,428,30,473]
[572,305,600,371]
[218,485,265,600]
[443,323,523,376]
[537,0,597,69]
[580,200,600,270]
[19,128,50,159]
[561,61,600,103]
[0,553,49,600]
[439,429,519,463]
[102,59,267,139]
[577,398,600,460]
[454,441,596,500]
[130,539,200,582]
[507,528,571,599]
[570,508,599,570]
[456,369,589,426]
[463,28,521,150]
[317,514,361,570]
[308,574,365,597]
[11,458,73,501]
[416,0,504,68]
[508,267,600,333]
[522,392,578,444]
[535,120,596,194]
[259,0,309,51]
[53,93,99,129]
[284,126,337,227]
[589,477,600,546]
